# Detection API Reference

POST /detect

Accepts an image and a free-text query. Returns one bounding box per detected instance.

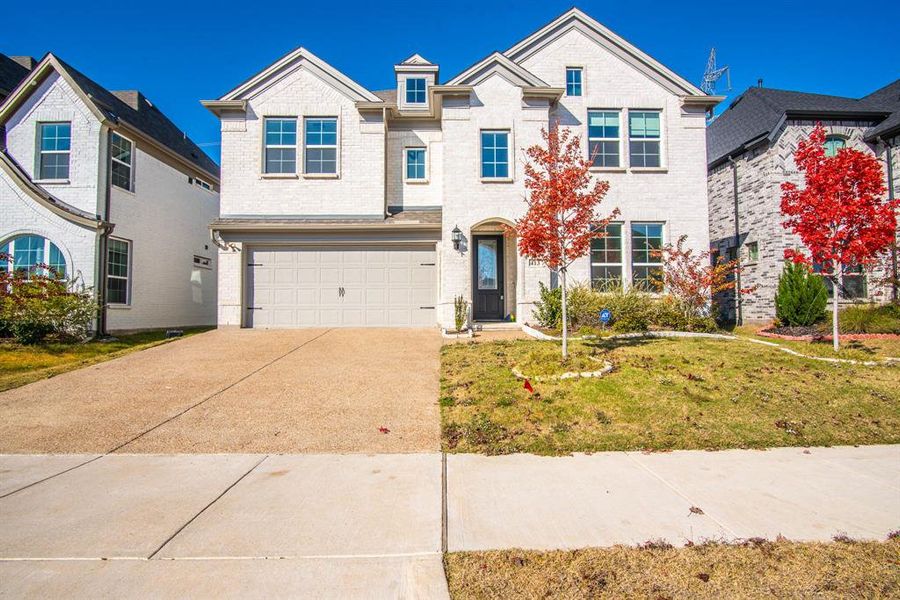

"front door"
[473,235,504,320]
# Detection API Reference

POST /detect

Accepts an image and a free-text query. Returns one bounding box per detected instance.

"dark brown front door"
[473,235,504,320]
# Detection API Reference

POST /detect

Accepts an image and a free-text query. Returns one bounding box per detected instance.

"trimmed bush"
[533,282,563,330]
[775,261,828,327]
[832,303,900,334]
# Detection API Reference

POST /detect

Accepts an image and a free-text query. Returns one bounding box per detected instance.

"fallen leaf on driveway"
[689,506,705,515]
[378,426,390,434]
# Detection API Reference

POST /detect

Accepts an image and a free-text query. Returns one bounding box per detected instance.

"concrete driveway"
[0,328,441,454]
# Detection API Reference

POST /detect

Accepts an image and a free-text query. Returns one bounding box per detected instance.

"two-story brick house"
[0,53,220,333]
[707,81,900,323]
[204,8,720,329]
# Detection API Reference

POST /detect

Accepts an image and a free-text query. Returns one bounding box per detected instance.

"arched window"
[0,235,67,278]
[824,135,846,157]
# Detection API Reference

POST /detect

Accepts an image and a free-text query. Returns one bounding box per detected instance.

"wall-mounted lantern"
[451,225,463,251]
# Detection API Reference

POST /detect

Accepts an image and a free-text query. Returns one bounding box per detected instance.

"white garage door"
[247,246,436,328]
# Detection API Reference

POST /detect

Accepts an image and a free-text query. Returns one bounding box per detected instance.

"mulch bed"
[759,327,900,342]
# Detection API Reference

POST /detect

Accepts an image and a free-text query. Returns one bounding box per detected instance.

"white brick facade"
[209,9,716,329]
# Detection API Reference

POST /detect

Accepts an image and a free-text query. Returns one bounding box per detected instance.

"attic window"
[190,176,212,191]
[824,135,846,157]
[406,78,426,104]
[566,68,582,97]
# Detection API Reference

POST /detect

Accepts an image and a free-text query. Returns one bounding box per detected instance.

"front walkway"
[1,445,897,598]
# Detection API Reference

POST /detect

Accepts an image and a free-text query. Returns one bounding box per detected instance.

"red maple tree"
[780,124,896,350]
[517,125,618,357]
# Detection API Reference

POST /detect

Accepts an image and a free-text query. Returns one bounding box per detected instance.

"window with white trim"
[566,67,582,97]
[0,235,66,278]
[590,223,623,291]
[628,111,661,168]
[480,130,509,179]
[110,132,134,191]
[406,148,426,180]
[304,117,338,174]
[106,238,131,305]
[263,118,297,174]
[631,222,664,291]
[587,110,620,168]
[38,122,71,180]
[406,78,426,104]
[190,176,212,190]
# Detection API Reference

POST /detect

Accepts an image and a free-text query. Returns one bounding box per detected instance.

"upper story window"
[628,111,661,168]
[0,235,66,278]
[304,117,338,174]
[590,223,623,291]
[38,122,71,180]
[406,78,427,104]
[631,222,664,291]
[110,132,134,191]
[566,67,583,97]
[106,238,131,305]
[406,148,426,181]
[588,110,620,168]
[824,135,846,157]
[190,176,212,191]
[263,118,297,174]
[481,131,509,179]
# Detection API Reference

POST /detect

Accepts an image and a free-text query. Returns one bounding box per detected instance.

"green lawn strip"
[0,328,212,392]
[440,337,900,455]
[444,538,900,599]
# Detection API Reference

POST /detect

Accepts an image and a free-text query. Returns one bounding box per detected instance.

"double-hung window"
[590,223,623,291]
[587,111,620,168]
[566,67,582,97]
[38,122,71,180]
[813,261,867,299]
[406,78,426,104]
[631,223,664,291]
[824,135,846,157]
[406,148,426,181]
[628,111,661,167]
[110,132,134,191]
[481,131,509,179]
[106,238,131,305]
[264,118,297,174]
[304,117,338,174]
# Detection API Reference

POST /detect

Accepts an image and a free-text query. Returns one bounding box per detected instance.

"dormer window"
[406,78,427,104]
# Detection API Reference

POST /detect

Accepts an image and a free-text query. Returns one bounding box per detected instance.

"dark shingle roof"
[861,80,900,139]
[373,89,397,103]
[707,82,899,166]
[53,56,219,177]
[0,54,31,101]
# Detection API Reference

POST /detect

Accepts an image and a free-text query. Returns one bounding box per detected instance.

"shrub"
[775,261,828,326]
[454,295,469,332]
[651,295,718,333]
[831,303,900,334]
[533,282,563,329]
[598,286,652,332]
[567,281,604,329]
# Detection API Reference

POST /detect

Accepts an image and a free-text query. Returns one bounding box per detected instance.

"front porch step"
[473,322,521,331]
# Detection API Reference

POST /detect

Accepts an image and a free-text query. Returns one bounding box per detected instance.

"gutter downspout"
[728,156,743,325]
[96,128,113,337]
[383,106,390,218]
[877,136,898,302]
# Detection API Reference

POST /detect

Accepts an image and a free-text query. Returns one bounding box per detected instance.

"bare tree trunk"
[560,267,568,359]
[832,266,842,352]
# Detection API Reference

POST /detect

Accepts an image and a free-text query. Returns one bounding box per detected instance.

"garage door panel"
[248,246,435,328]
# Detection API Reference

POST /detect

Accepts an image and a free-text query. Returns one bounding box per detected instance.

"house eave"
[201,99,248,117]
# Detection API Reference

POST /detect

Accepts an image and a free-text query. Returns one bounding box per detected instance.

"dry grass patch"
[440,336,900,454]
[445,538,900,599]
[735,325,900,361]
[0,328,211,392]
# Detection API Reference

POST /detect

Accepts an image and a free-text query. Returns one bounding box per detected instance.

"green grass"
[445,538,900,599]
[0,328,211,392]
[440,336,900,455]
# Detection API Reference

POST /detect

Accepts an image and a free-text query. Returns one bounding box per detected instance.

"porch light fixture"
[451,225,463,251]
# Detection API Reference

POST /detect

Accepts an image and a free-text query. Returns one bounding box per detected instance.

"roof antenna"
[757,78,764,88]
[701,48,731,95]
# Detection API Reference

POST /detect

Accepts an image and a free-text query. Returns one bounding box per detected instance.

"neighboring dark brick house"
[707,81,900,323]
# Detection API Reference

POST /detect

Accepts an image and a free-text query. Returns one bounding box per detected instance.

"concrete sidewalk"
[447,445,900,551]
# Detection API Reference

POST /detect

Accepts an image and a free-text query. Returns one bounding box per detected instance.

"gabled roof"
[0,54,219,180]
[446,51,548,87]
[707,83,899,167]
[397,54,435,66]
[214,47,381,103]
[861,79,900,140]
[0,54,31,102]
[504,8,707,97]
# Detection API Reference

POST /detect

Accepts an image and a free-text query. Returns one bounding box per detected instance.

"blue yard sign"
[599,309,612,324]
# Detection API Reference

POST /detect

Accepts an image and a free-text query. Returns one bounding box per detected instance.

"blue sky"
[4,0,897,164]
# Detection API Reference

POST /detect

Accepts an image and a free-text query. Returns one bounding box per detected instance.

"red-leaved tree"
[517,125,618,357]
[781,124,896,350]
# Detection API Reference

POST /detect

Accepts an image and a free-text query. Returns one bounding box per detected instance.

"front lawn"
[445,538,900,599]
[735,325,900,362]
[440,336,900,454]
[0,328,211,392]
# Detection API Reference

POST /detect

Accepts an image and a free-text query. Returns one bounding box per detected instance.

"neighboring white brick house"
[0,54,220,333]
[707,82,900,323]
[204,8,719,329]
